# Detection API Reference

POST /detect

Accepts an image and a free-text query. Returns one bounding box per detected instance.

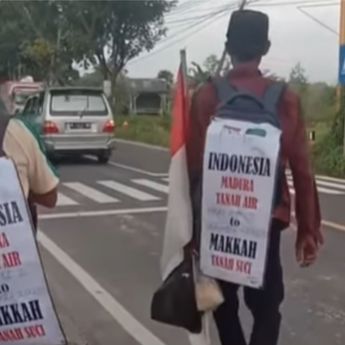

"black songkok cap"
[226,10,269,59]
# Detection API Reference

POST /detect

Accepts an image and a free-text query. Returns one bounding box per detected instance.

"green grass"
[308,120,330,143]
[113,115,345,178]
[114,115,171,148]
[311,114,345,177]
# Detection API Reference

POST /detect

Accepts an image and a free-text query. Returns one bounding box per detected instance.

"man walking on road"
[186,9,323,345]
[0,106,59,229]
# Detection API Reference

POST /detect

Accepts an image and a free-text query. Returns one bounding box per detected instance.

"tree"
[262,69,285,82]
[61,0,176,106]
[0,2,27,79]
[289,62,308,85]
[203,54,220,76]
[289,63,309,115]
[20,38,55,81]
[189,54,231,86]
[0,1,175,88]
[0,1,78,84]
[157,70,174,86]
[189,62,210,85]
[78,68,104,87]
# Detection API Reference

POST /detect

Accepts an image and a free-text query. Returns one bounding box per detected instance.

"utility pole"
[339,0,345,154]
[180,49,188,83]
[216,0,248,76]
[180,49,188,99]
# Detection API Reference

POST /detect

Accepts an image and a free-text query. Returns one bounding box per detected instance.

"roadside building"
[128,78,169,116]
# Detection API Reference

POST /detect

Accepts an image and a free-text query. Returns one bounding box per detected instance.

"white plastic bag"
[194,259,224,312]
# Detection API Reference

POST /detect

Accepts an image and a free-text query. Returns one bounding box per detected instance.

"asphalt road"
[38,140,345,345]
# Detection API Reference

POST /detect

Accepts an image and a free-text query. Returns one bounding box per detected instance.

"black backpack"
[0,116,38,232]
[192,77,285,250]
[212,77,285,203]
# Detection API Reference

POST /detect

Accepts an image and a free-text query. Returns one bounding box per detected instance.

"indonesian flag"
[160,64,211,345]
[161,64,192,281]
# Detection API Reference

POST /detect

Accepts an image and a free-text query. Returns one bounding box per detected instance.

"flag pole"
[180,49,188,91]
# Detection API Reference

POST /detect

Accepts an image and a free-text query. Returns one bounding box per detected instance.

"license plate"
[68,123,92,130]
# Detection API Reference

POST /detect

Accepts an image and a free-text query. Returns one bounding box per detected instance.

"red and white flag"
[160,62,211,345]
[161,64,192,281]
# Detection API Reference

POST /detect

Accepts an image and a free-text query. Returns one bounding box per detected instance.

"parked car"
[20,87,116,163]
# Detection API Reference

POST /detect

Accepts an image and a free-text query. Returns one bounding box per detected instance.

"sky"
[127,0,340,84]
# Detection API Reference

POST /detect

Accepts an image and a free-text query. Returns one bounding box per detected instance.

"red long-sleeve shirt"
[186,62,321,238]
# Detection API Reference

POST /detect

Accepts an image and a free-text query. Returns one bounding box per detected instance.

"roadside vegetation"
[115,116,171,148]
[115,61,345,177]
[0,1,343,177]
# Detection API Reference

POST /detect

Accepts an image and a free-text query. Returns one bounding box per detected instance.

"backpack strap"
[263,82,286,115]
[0,116,9,157]
[212,77,238,104]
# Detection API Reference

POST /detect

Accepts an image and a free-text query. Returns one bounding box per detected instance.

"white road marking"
[98,180,160,201]
[64,182,119,204]
[39,206,168,220]
[287,171,345,184]
[315,175,345,184]
[115,138,169,152]
[84,154,168,177]
[287,180,343,195]
[322,220,345,232]
[132,179,169,194]
[291,212,345,233]
[162,177,170,183]
[38,231,167,345]
[57,193,78,206]
[287,176,345,191]
[313,180,345,191]
[108,162,168,177]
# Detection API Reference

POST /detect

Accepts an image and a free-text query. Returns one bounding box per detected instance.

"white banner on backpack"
[0,158,65,344]
[200,119,281,289]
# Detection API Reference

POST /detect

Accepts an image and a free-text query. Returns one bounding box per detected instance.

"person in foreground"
[186,9,323,345]
[0,109,59,228]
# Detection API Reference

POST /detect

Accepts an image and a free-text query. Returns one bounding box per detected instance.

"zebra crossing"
[286,174,345,196]
[55,173,345,208]
[56,178,169,207]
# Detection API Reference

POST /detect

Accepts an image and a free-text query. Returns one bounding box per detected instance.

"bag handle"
[213,77,265,110]
[223,92,265,109]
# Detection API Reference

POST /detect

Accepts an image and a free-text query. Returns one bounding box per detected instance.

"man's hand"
[29,188,58,209]
[296,232,324,267]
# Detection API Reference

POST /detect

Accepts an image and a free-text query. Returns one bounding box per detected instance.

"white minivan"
[22,87,116,163]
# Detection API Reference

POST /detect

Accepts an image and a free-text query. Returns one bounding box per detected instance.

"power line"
[250,0,337,7]
[167,4,233,25]
[300,2,339,8]
[162,3,236,43]
[249,0,339,35]
[166,0,203,17]
[297,6,338,35]
[143,2,238,46]
[129,12,231,66]
[129,4,238,66]
[130,0,339,68]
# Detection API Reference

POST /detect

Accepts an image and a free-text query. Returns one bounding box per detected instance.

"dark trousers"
[214,221,285,345]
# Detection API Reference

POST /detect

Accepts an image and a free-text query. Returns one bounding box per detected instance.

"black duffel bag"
[151,256,202,334]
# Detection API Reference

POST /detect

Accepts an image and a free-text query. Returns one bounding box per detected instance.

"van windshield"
[50,90,108,116]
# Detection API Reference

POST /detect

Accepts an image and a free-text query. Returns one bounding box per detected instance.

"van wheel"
[97,151,111,164]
